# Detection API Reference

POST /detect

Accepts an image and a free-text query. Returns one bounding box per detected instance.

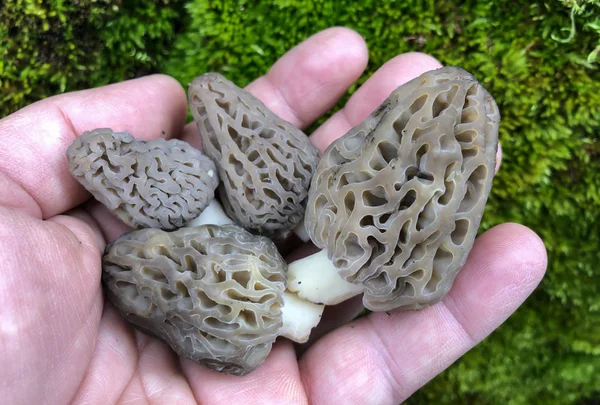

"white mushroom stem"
[287,249,364,306]
[280,290,324,343]
[188,198,234,227]
[292,217,311,243]
[189,200,324,342]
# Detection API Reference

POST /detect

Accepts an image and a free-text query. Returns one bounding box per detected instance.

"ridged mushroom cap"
[189,73,319,241]
[67,128,219,230]
[305,66,500,311]
[102,224,288,376]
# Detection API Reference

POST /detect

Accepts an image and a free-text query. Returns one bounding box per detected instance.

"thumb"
[0,206,104,405]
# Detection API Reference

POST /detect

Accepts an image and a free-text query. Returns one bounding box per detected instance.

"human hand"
[0,27,547,405]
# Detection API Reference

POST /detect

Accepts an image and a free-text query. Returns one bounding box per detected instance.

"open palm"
[0,28,547,405]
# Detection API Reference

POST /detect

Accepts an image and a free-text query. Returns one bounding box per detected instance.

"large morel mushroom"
[288,66,501,312]
[188,73,320,241]
[103,224,323,376]
[67,128,219,230]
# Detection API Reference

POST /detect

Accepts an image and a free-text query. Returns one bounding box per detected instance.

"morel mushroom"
[287,66,500,312]
[67,128,219,230]
[188,73,320,241]
[102,224,324,376]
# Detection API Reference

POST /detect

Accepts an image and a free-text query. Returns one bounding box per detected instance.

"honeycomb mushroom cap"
[67,128,219,230]
[102,224,287,376]
[305,66,500,312]
[189,73,320,240]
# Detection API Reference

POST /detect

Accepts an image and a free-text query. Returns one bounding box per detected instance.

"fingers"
[297,295,365,351]
[0,74,188,219]
[309,52,443,152]
[84,199,134,248]
[71,305,198,404]
[309,53,504,172]
[182,340,307,405]
[180,26,369,148]
[299,223,547,405]
[246,27,368,129]
[70,305,141,404]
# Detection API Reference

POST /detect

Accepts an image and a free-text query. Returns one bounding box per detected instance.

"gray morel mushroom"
[67,128,219,230]
[287,66,500,312]
[102,224,324,376]
[188,72,320,241]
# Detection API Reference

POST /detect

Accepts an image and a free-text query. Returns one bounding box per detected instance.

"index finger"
[0,74,188,219]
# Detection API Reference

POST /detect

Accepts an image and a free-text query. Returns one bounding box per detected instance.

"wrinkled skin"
[0,28,547,405]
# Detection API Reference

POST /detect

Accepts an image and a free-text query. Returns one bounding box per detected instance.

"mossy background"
[1,0,599,403]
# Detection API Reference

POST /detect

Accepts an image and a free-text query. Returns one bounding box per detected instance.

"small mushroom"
[102,224,324,376]
[188,73,320,241]
[67,128,219,230]
[287,66,501,312]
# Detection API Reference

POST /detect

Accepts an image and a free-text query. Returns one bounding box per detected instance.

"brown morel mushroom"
[67,128,219,230]
[188,73,320,241]
[102,224,324,376]
[287,66,500,312]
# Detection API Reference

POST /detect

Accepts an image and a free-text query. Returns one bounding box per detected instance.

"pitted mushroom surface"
[189,73,320,241]
[103,224,287,376]
[298,66,500,311]
[67,128,219,230]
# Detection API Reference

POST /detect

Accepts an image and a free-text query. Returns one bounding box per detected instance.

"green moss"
[2,0,600,403]
[0,0,183,117]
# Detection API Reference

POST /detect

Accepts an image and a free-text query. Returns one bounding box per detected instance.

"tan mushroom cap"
[305,66,500,312]
[189,73,320,241]
[102,224,287,376]
[67,128,219,230]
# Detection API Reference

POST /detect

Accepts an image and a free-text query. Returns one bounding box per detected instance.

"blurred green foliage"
[2,0,599,403]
